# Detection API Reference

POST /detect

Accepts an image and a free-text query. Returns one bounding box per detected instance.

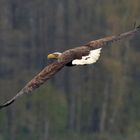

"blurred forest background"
[0,0,140,140]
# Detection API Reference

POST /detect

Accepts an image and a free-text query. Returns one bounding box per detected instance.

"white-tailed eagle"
[0,25,140,109]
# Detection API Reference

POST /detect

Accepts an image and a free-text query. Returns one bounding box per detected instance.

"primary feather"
[0,62,66,109]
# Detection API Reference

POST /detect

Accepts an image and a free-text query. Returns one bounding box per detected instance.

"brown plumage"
[0,25,140,109]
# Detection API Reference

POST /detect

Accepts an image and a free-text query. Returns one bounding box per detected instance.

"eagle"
[0,25,140,109]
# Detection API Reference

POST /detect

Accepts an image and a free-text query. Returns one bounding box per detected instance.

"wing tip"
[0,99,15,110]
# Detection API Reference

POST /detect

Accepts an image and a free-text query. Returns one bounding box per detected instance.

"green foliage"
[33,85,68,132]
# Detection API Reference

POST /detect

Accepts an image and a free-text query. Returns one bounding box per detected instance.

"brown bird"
[0,25,140,109]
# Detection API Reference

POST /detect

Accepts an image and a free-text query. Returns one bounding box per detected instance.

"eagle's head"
[47,52,62,59]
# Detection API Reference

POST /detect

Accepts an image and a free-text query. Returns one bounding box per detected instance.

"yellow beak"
[47,53,57,59]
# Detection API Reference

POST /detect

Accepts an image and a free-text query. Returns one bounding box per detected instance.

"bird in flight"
[0,25,140,110]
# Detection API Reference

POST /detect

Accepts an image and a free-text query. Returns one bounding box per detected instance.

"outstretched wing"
[69,25,140,66]
[86,25,140,49]
[0,61,66,109]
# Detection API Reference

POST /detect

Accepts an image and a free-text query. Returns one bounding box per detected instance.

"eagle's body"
[58,46,96,65]
[0,25,140,109]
